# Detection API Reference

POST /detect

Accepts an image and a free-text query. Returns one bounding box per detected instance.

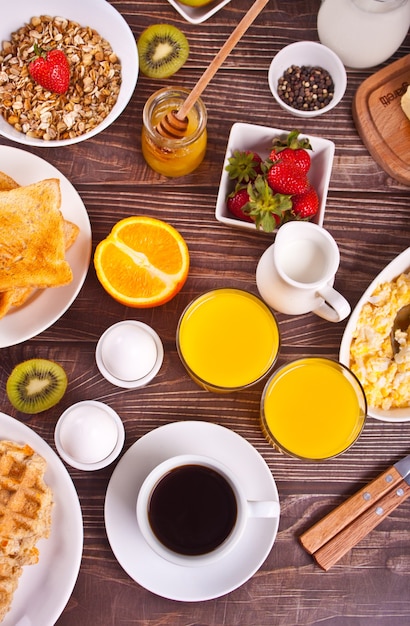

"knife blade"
[299,453,410,567]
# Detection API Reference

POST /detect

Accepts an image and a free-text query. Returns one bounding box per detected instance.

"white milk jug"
[255,222,351,323]
[317,0,410,69]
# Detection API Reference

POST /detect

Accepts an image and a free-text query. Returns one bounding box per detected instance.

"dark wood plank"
[0,1,409,625]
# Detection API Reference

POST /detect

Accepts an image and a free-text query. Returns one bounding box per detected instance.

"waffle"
[0,557,22,623]
[0,440,53,622]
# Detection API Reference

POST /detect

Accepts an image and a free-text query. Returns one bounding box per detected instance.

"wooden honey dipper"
[156,0,270,139]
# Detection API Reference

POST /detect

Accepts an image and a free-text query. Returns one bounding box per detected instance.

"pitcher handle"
[313,285,351,323]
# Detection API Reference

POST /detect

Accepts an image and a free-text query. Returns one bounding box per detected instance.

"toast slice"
[0,178,73,291]
[0,172,19,191]
[0,219,79,318]
[0,174,79,318]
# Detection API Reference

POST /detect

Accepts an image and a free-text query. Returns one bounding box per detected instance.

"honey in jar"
[141,87,207,177]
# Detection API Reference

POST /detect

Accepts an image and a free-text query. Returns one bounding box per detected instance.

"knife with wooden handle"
[299,453,410,570]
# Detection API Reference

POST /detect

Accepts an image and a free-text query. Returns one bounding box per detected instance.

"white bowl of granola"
[0,0,138,146]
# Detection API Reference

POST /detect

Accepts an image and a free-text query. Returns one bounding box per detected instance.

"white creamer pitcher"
[317,0,410,69]
[256,222,351,323]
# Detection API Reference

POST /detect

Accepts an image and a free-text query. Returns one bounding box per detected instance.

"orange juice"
[261,358,367,460]
[141,87,207,178]
[177,289,280,392]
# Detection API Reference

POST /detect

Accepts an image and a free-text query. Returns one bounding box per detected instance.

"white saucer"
[104,421,280,601]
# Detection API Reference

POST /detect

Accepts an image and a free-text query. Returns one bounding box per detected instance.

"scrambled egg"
[350,271,410,411]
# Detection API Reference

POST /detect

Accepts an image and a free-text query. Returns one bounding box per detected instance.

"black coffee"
[148,464,238,556]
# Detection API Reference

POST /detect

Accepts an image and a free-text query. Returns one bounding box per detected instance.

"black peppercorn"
[277,65,335,111]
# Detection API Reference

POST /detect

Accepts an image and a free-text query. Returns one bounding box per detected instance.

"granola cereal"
[0,15,122,141]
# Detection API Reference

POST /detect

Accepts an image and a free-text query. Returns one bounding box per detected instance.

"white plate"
[215,123,334,232]
[339,247,410,422]
[0,146,92,347]
[0,411,83,626]
[105,421,280,601]
[166,0,231,24]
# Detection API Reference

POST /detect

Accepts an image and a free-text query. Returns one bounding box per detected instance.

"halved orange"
[94,216,190,308]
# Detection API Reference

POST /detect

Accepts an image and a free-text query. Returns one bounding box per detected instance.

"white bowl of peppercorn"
[268,41,347,118]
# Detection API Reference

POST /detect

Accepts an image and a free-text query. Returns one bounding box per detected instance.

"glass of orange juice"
[141,87,207,178]
[261,358,367,460]
[176,288,280,393]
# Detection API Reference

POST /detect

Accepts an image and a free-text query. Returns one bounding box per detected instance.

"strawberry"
[225,150,263,184]
[270,129,312,174]
[269,146,311,174]
[226,177,293,231]
[266,160,309,195]
[29,45,70,94]
[227,187,253,222]
[288,147,311,174]
[245,176,292,232]
[291,185,319,219]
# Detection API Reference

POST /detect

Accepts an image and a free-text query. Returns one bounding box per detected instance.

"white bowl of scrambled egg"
[339,247,410,422]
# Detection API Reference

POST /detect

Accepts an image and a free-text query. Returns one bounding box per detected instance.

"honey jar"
[141,87,207,177]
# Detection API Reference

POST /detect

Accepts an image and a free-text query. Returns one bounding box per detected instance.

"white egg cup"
[54,400,125,471]
[96,321,164,389]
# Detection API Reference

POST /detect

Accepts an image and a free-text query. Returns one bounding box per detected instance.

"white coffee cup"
[136,454,280,567]
[256,221,351,322]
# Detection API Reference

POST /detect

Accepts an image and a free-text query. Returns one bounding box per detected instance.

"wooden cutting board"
[352,54,410,186]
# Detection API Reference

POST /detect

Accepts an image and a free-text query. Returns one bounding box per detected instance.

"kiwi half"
[6,358,68,414]
[137,24,189,79]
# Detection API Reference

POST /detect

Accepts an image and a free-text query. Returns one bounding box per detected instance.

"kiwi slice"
[6,358,68,414]
[137,24,189,79]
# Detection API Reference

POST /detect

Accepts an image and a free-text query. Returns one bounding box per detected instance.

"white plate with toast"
[0,146,92,347]
[0,411,83,626]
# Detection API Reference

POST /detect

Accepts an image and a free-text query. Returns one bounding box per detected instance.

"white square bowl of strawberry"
[215,123,335,233]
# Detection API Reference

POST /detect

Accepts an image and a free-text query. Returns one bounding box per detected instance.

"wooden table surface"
[1,1,409,624]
